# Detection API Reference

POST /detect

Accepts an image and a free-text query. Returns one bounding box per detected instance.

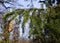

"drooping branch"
[0,0,15,9]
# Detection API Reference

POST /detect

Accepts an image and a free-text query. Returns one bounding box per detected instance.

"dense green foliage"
[0,5,60,43]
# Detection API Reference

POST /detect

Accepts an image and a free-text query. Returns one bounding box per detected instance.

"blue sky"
[17,0,40,8]
[4,0,46,9]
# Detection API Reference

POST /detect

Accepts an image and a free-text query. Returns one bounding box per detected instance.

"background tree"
[13,18,20,43]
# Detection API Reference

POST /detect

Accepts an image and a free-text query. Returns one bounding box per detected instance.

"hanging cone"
[9,21,14,32]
